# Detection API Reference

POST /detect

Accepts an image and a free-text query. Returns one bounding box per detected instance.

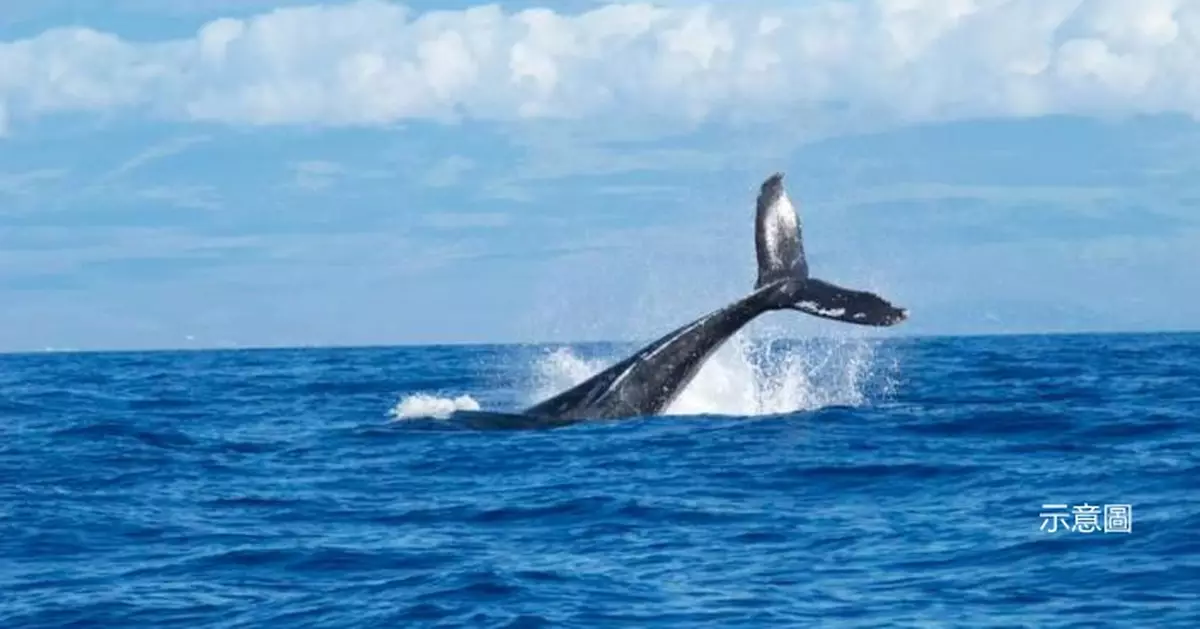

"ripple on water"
[1,334,1198,628]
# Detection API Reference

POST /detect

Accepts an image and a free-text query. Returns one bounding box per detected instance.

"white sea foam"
[389,393,480,420]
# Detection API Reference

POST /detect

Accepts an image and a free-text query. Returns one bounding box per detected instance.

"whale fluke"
[755,173,907,327]
[518,172,908,423]
[755,172,807,289]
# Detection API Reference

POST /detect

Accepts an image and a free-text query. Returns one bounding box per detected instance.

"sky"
[2,0,1199,352]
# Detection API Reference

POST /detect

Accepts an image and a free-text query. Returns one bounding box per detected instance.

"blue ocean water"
[1,332,1197,627]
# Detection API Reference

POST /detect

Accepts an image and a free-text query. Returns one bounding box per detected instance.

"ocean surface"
[1,331,1197,628]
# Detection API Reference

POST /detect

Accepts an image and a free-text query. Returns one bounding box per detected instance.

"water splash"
[389,393,480,420]
[524,332,894,416]
[391,329,896,420]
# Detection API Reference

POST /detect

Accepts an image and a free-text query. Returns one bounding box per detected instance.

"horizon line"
[2,327,1197,359]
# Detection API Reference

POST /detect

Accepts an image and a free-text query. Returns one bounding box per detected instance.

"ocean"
[1,331,1197,627]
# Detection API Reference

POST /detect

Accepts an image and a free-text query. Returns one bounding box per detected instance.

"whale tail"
[754,173,908,327]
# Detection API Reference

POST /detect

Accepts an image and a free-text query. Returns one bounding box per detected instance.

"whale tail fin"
[754,172,808,290]
[753,173,908,327]
[784,277,908,326]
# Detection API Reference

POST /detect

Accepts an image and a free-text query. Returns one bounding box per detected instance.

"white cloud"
[107,135,210,179]
[423,155,474,187]
[285,158,396,190]
[0,169,65,196]
[2,0,1200,133]
[423,210,509,228]
[134,184,223,210]
[290,159,346,190]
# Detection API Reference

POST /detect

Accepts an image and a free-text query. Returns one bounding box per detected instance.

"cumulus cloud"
[1,0,1199,133]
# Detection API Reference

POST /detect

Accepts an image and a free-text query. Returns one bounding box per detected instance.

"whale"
[490,172,909,426]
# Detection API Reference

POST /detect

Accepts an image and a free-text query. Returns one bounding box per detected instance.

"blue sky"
[2,0,1199,352]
